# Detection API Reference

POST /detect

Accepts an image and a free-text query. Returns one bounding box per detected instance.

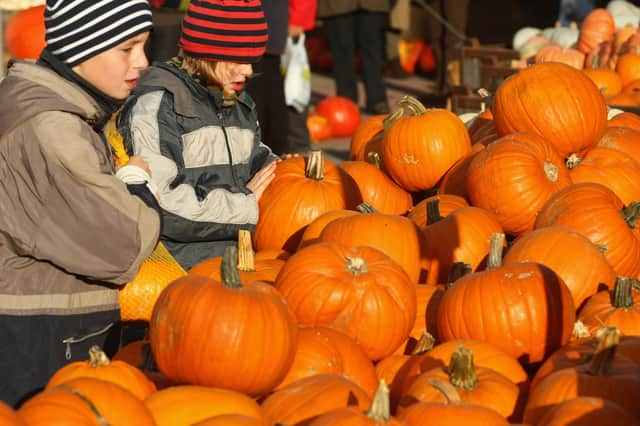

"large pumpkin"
[492,62,607,159]
[4,5,46,60]
[149,247,297,396]
[538,397,639,426]
[253,150,360,252]
[275,242,417,360]
[382,96,472,192]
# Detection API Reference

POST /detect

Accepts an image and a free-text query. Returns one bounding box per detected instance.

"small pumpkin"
[4,5,46,59]
[307,114,332,141]
[316,96,362,138]
[577,8,616,54]
[578,276,640,336]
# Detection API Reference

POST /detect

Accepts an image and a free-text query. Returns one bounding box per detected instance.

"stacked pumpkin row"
[513,5,640,107]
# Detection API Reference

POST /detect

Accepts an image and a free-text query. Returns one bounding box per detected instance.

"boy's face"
[72,32,150,100]
[211,61,253,96]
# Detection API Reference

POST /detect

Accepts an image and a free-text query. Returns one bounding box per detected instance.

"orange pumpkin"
[534,182,640,278]
[578,277,640,336]
[261,374,372,426]
[597,126,640,161]
[493,62,607,159]
[19,377,155,425]
[394,285,444,355]
[584,66,623,97]
[535,44,585,69]
[275,242,417,360]
[253,150,360,252]
[188,230,285,284]
[608,111,640,131]
[339,160,413,215]
[538,397,640,426]
[437,153,480,201]
[349,113,390,163]
[4,6,46,60]
[316,96,361,138]
[465,132,572,236]
[192,415,263,426]
[46,346,156,400]
[577,8,616,54]
[616,54,640,86]
[382,96,472,192]
[0,401,25,426]
[144,385,264,426]
[408,194,469,229]
[307,114,332,141]
[149,247,297,396]
[502,226,616,309]
[297,209,359,250]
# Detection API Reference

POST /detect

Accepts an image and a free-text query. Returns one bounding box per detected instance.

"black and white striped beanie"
[44,0,154,67]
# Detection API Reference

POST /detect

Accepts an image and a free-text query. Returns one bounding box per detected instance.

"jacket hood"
[0,60,102,137]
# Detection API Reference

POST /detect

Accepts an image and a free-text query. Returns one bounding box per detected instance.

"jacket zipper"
[61,322,115,360]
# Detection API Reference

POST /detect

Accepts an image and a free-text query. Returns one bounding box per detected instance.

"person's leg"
[246,53,289,156]
[442,0,469,90]
[355,11,389,114]
[323,13,359,103]
[0,310,120,407]
[287,106,311,153]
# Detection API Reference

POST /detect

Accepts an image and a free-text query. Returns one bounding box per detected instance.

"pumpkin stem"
[356,202,377,214]
[383,107,405,128]
[445,262,472,290]
[398,95,428,116]
[410,331,436,355]
[591,54,601,69]
[428,378,463,405]
[88,346,111,367]
[587,326,620,376]
[366,151,381,169]
[59,385,109,426]
[572,320,592,340]
[611,276,634,308]
[221,246,243,289]
[365,380,391,421]
[477,88,492,111]
[346,256,368,277]
[486,233,505,269]
[543,161,560,182]
[621,201,640,229]
[448,345,479,391]
[305,150,325,181]
[565,153,581,169]
[237,230,255,272]
[426,198,444,225]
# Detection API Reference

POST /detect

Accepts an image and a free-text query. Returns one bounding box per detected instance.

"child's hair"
[177,49,241,101]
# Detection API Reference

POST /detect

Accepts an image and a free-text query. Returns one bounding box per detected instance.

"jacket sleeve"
[289,0,318,30]
[127,90,261,243]
[9,112,161,285]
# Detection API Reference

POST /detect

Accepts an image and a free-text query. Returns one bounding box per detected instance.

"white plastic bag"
[281,34,311,113]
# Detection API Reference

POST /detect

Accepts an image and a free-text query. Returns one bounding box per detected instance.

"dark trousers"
[323,11,389,110]
[287,106,311,154]
[246,53,290,156]
[0,310,120,407]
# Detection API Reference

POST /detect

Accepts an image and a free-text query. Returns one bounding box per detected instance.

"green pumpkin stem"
[221,246,243,289]
[88,346,111,367]
[426,198,444,225]
[448,345,479,391]
[587,327,620,376]
[237,230,256,272]
[428,378,463,405]
[365,380,391,421]
[611,276,634,308]
[445,262,472,290]
[486,233,505,269]
[398,95,428,116]
[356,202,377,214]
[346,256,368,277]
[622,201,640,229]
[305,150,324,181]
[383,107,404,128]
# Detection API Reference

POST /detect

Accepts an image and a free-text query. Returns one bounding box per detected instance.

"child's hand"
[280,152,300,160]
[127,155,152,176]
[247,161,277,201]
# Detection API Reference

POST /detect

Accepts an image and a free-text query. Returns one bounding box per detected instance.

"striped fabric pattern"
[179,0,268,63]
[45,0,153,66]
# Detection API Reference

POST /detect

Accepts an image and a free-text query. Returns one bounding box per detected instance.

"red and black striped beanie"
[179,0,268,63]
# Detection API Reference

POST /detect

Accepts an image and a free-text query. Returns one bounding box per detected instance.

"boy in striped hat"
[0,0,161,406]
[118,0,280,270]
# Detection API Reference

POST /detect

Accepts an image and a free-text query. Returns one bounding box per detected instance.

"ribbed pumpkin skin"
[275,243,417,361]
[437,262,576,365]
[19,378,155,425]
[570,146,640,206]
[465,132,572,236]
[493,62,607,159]
[398,402,509,426]
[307,407,406,426]
[261,375,372,426]
[578,287,640,336]
[253,155,360,253]
[144,385,264,426]
[422,206,504,286]
[577,8,615,54]
[188,255,284,285]
[193,415,263,426]
[46,347,157,400]
[597,126,640,162]
[149,275,297,396]
[382,109,471,192]
[298,209,359,250]
[408,194,469,229]
[350,114,386,161]
[539,397,640,426]
[119,242,186,322]
[503,226,616,309]
[534,182,640,277]
[608,111,640,131]
[0,401,25,426]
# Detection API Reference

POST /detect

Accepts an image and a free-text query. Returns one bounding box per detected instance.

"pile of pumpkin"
[512,3,640,107]
[4,60,640,425]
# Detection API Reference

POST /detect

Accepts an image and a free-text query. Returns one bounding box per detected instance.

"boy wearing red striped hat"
[0,0,160,406]
[118,0,279,270]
